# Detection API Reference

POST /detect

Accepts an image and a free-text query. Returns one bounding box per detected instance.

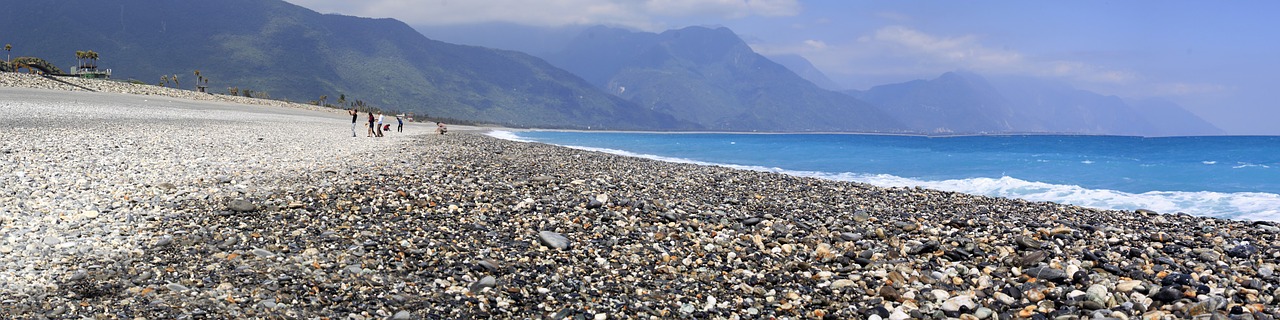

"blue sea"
[489,131,1280,221]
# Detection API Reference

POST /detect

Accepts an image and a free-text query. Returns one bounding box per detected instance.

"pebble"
[538,230,571,250]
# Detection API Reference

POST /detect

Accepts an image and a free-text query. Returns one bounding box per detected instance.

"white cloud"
[803,39,827,50]
[288,0,799,31]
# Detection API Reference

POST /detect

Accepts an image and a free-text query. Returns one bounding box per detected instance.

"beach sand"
[1,73,1277,319]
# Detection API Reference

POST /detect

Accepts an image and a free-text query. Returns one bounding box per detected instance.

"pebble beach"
[1,73,1278,319]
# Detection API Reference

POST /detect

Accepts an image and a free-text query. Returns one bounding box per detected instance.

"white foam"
[501,131,1280,222]
[485,130,535,142]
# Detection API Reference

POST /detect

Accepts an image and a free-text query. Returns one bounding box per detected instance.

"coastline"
[1,75,1277,319]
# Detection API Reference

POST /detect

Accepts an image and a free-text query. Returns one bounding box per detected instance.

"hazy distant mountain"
[1125,98,1224,136]
[854,71,1223,136]
[545,26,901,132]
[767,54,844,91]
[413,22,588,57]
[1,0,690,130]
[852,71,1016,134]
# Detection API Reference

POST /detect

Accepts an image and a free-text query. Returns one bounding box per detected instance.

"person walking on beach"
[367,111,376,137]
[376,113,385,137]
[396,116,403,133]
[349,108,358,137]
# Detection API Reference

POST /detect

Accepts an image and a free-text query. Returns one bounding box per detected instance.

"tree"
[5,44,12,65]
[172,74,179,89]
[194,70,207,92]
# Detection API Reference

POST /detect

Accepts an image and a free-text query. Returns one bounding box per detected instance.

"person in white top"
[376,113,385,137]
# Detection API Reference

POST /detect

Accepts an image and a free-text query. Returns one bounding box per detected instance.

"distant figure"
[376,113,385,137]
[367,112,375,137]
[348,108,358,137]
[396,116,403,133]
[436,122,448,135]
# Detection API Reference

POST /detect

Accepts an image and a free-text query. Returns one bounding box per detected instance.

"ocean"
[488,131,1280,221]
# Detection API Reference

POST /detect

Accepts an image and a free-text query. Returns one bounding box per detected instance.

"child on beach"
[367,112,375,137]
[436,122,447,135]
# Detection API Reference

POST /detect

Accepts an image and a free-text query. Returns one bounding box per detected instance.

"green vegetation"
[10,57,61,74]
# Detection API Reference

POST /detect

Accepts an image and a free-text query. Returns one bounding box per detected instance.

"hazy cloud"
[289,0,799,30]
[803,39,827,50]
[1150,82,1229,96]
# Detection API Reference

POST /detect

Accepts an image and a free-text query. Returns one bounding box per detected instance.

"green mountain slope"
[545,26,902,132]
[0,0,691,130]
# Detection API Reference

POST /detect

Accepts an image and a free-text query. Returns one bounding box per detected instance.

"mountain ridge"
[0,0,694,130]
[545,25,902,132]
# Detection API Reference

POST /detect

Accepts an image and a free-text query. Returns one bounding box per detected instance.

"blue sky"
[288,0,1280,135]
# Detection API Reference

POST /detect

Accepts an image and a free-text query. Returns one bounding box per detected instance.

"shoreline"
[2,75,1278,319]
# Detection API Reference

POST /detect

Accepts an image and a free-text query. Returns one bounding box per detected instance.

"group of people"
[347,108,444,137]
[349,109,403,137]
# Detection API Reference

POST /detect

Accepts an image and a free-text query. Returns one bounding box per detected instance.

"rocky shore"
[2,75,1279,319]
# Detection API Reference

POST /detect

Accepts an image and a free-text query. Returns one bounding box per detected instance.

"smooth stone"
[831,279,855,290]
[993,292,1016,305]
[1024,266,1068,282]
[228,199,258,212]
[166,283,190,292]
[973,307,994,319]
[1018,251,1048,267]
[880,285,902,301]
[70,269,87,281]
[469,276,496,293]
[1115,280,1143,292]
[1152,287,1182,303]
[538,231,570,250]
[742,217,762,226]
[942,295,976,312]
[853,210,871,222]
[1085,284,1109,304]
[1227,243,1258,258]
[156,235,174,247]
[393,310,411,320]
[1260,266,1274,277]
[889,309,911,320]
[251,248,274,257]
[839,232,862,241]
[477,259,500,273]
[1014,235,1043,250]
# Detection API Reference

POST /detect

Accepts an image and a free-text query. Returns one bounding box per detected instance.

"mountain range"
[2,0,1222,135]
[542,26,901,132]
[0,0,689,130]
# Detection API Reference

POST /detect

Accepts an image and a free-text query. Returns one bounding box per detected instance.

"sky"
[287,0,1280,135]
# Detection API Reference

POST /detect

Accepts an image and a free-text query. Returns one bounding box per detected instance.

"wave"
[484,130,535,142]
[489,130,1280,222]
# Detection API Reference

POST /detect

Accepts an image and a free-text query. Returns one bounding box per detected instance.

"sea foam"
[489,130,1280,222]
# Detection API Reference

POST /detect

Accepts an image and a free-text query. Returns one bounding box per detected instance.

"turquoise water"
[491,131,1280,221]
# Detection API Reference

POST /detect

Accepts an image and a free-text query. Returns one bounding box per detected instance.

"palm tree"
[4,44,11,65]
[161,75,169,87]
[172,74,180,89]
[318,95,327,106]
[338,94,346,106]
